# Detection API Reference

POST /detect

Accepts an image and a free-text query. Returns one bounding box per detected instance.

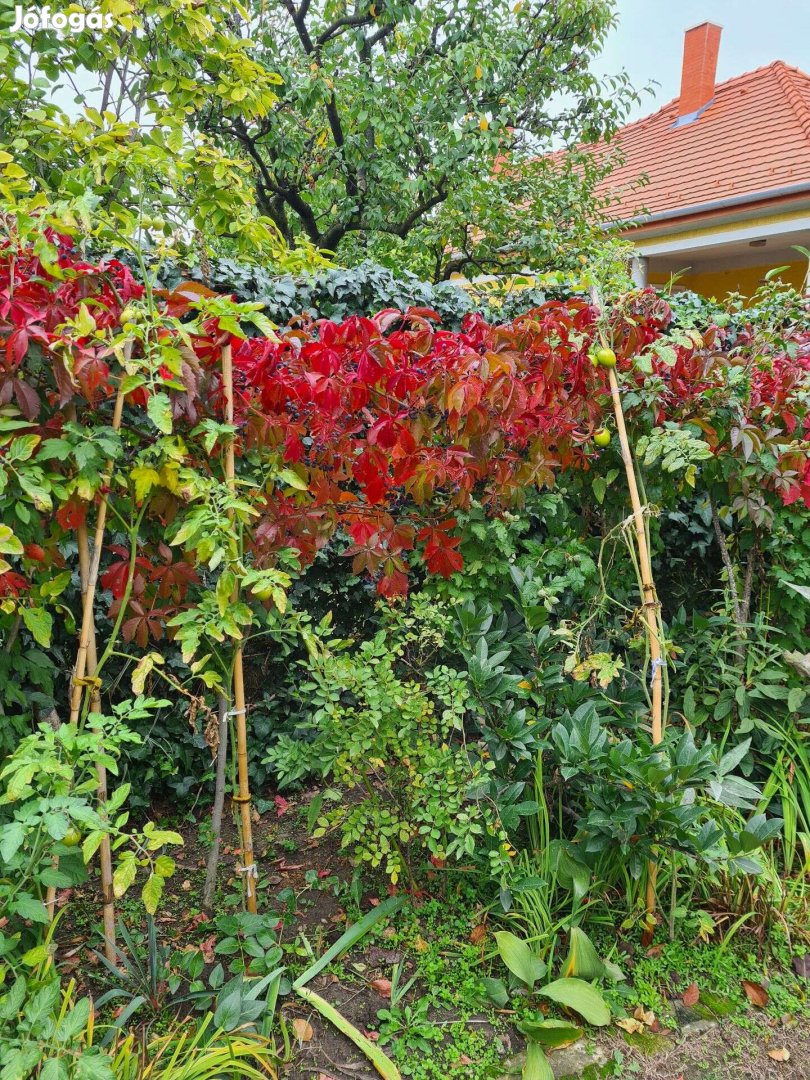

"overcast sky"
[593,0,810,122]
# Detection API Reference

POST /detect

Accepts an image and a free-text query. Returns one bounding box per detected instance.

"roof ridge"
[605,59,806,145]
[772,61,810,145]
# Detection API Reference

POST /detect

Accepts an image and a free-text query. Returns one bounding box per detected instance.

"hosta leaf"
[560,927,607,981]
[518,1017,582,1048]
[538,978,611,1026]
[522,1043,554,1080]
[494,931,547,989]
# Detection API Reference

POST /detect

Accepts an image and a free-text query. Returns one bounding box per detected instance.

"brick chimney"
[678,22,722,121]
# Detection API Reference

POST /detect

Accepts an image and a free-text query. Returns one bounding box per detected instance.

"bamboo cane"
[77,522,117,963]
[221,343,258,913]
[68,386,126,725]
[45,389,125,942]
[607,364,664,919]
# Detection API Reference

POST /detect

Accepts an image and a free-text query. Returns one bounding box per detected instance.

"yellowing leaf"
[616,1017,644,1034]
[130,466,161,502]
[113,854,137,898]
[142,871,164,914]
[74,303,97,337]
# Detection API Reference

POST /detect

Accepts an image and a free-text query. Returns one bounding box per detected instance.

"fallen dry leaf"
[292,1019,313,1043]
[767,1048,790,1062]
[792,954,810,980]
[645,944,664,958]
[633,1005,656,1026]
[469,924,487,945]
[181,879,191,891]
[616,1017,645,1034]
[371,977,392,998]
[742,979,769,1008]
[413,935,429,953]
[452,1056,473,1067]
[682,982,700,1007]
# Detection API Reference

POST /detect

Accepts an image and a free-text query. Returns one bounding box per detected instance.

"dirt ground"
[58,788,810,1080]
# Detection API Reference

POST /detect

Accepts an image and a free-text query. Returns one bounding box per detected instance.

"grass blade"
[295,986,401,1080]
[292,895,405,990]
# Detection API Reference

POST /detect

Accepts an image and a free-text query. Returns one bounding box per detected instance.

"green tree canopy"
[1,0,634,278]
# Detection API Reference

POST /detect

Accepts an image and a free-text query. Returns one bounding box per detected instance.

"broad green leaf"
[560,927,606,981]
[522,1043,553,1080]
[539,978,611,1026]
[21,606,53,647]
[494,930,547,989]
[0,821,24,862]
[13,893,50,924]
[147,392,173,434]
[481,977,509,1007]
[518,1017,582,1048]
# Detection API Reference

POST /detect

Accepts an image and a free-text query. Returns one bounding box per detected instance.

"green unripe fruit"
[593,428,611,448]
[595,347,617,368]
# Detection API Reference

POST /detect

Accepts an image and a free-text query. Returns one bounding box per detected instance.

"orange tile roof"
[593,61,810,222]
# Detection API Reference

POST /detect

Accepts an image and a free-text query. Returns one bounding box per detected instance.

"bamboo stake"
[77,522,117,964]
[202,696,228,910]
[221,343,258,913]
[607,364,664,920]
[45,389,125,943]
[68,386,126,724]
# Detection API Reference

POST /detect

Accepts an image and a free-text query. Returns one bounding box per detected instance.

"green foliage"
[265,601,509,883]
[0,705,182,960]
[0,973,114,1080]
[181,0,636,275]
[552,708,782,879]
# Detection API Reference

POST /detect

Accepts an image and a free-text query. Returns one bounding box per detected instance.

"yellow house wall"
[648,260,806,299]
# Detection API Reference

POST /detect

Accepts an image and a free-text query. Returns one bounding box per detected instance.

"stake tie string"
[225,708,246,717]
[649,656,665,687]
[237,863,258,879]
[73,674,102,688]
[231,794,252,805]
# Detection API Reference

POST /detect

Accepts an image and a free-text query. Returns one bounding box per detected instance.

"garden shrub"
[265,599,510,883]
